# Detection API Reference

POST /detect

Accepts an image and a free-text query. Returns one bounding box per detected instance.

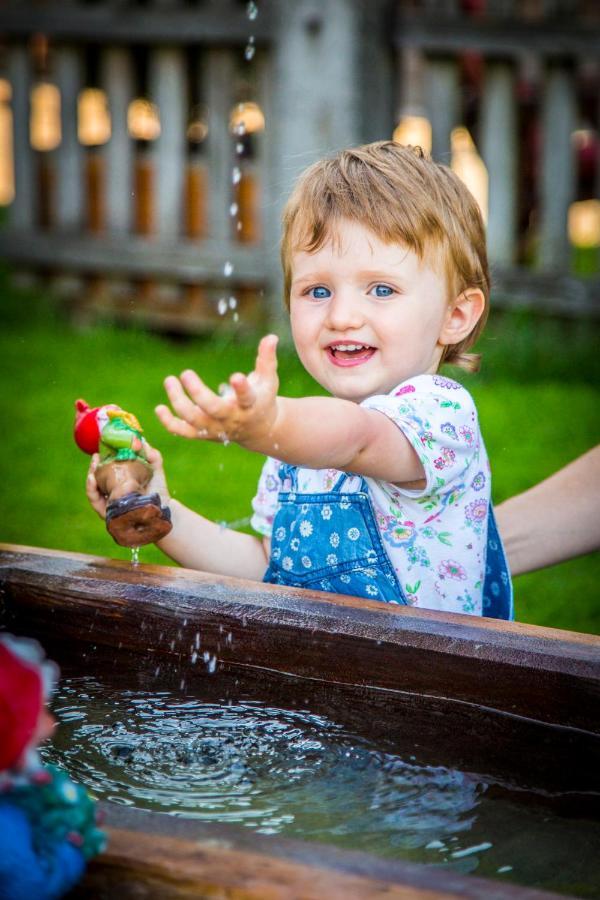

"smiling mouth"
[327,343,376,366]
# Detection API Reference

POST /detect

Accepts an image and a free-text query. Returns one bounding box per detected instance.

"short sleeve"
[361,375,482,498]
[250,456,283,537]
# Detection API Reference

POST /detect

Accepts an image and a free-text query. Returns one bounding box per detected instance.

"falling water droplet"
[191,651,198,664]
[233,311,239,322]
[180,678,186,691]
[207,655,217,674]
[244,42,255,61]
[224,261,233,277]
[229,202,239,217]
[228,296,237,309]
[131,547,140,566]
[236,141,244,155]
[247,1,258,21]
[194,632,201,649]
[232,166,241,185]
[217,297,228,315]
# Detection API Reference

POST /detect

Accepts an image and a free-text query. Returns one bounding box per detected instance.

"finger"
[229,372,256,409]
[254,334,279,377]
[143,443,163,466]
[163,375,204,425]
[85,469,106,519]
[179,370,228,420]
[155,403,201,439]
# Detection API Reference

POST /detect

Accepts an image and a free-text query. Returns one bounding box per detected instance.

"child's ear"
[438,288,485,347]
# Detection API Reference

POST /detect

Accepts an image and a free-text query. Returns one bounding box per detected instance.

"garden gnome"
[0,634,106,899]
[74,399,172,547]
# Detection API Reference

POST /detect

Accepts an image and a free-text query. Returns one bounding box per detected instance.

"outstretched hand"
[155,334,280,450]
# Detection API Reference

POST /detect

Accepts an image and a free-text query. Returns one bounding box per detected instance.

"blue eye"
[309,286,331,300]
[371,284,394,298]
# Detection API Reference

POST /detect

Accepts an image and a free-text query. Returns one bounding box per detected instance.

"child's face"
[289,219,450,402]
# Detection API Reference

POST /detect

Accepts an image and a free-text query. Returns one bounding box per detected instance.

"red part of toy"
[0,641,43,771]
[74,399,119,455]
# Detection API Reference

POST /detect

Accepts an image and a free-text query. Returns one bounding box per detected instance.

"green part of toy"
[98,415,149,466]
[8,764,107,861]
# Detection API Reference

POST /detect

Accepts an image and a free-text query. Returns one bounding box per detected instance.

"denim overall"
[263,464,513,620]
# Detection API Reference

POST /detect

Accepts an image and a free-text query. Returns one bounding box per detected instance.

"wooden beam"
[149,46,188,240]
[67,806,564,899]
[481,61,518,266]
[7,43,37,230]
[0,232,268,283]
[394,16,600,58]
[1,544,598,731]
[101,46,134,234]
[0,6,274,45]
[52,45,85,230]
[538,61,577,272]
[427,57,459,164]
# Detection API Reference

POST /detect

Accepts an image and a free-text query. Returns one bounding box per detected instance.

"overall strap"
[278,463,298,490]
[331,472,368,493]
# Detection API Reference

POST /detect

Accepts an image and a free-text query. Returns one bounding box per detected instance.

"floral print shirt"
[251,375,490,615]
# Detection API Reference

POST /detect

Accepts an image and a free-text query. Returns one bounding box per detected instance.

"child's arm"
[156,335,425,487]
[86,446,269,578]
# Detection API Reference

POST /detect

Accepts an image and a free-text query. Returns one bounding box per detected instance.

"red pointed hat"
[0,635,58,771]
[74,399,119,455]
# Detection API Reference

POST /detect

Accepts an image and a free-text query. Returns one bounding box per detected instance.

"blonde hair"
[281,141,489,372]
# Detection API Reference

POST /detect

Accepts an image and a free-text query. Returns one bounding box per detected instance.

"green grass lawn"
[1,279,598,633]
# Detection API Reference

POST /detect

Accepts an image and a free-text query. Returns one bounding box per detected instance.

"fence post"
[427,57,460,164]
[101,46,134,234]
[538,60,577,271]
[204,49,236,244]
[149,45,187,239]
[53,45,85,230]
[7,42,36,231]
[481,60,517,266]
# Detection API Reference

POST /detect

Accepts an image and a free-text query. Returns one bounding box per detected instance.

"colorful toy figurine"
[0,633,106,898]
[74,399,172,547]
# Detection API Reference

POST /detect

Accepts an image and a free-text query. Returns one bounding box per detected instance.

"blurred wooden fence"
[0,0,598,329]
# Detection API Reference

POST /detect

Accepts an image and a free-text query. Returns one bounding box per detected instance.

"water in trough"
[43,667,600,896]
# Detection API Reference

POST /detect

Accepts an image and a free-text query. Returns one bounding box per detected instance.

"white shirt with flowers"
[251,374,491,615]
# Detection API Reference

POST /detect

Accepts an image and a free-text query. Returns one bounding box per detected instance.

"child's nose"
[325,290,364,330]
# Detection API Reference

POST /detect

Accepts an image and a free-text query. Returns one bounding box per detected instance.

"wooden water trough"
[1,543,599,899]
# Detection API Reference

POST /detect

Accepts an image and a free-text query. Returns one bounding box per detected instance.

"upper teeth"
[334,344,367,351]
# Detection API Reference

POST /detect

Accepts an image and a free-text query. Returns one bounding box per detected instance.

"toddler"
[0,634,106,899]
[88,142,511,618]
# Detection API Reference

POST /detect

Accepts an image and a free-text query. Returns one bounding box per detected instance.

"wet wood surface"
[69,805,563,900]
[1,544,598,728]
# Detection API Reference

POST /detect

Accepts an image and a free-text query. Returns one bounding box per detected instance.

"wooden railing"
[0,0,598,325]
